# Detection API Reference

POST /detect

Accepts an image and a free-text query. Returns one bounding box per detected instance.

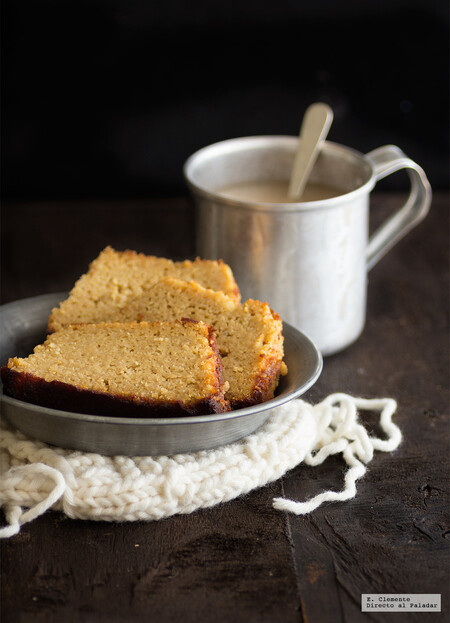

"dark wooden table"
[1,192,449,623]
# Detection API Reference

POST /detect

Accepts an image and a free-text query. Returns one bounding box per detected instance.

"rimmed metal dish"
[0,293,322,456]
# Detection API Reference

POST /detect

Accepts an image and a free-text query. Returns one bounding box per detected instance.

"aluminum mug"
[183,137,432,355]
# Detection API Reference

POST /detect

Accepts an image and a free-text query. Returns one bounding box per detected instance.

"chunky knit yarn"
[0,394,402,538]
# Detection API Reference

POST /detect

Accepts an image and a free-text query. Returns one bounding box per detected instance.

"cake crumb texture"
[48,246,241,332]
[1,320,231,417]
[111,277,286,408]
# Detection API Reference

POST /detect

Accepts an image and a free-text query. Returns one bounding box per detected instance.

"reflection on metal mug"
[183,137,432,355]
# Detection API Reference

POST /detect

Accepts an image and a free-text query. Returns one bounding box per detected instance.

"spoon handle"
[288,103,334,200]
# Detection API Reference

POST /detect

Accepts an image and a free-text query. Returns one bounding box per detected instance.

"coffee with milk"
[217,180,341,203]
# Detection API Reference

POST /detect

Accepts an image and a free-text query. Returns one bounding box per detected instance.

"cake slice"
[48,247,240,332]
[1,320,231,417]
[111,277,287,409]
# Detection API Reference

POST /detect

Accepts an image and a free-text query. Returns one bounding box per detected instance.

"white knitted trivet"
[0,393,402,538]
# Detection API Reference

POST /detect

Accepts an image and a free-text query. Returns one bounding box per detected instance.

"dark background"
[1,0,449,201]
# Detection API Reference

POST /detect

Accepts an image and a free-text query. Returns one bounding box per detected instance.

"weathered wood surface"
[1,193,449,622]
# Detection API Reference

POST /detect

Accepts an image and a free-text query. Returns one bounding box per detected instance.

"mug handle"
[365,145,432,270]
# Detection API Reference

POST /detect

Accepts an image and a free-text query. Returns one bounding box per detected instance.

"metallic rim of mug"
[183,136,376,213]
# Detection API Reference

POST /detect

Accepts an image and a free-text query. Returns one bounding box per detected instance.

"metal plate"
[0,293,323,456]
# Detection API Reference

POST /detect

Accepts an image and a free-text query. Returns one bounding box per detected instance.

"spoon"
[288,102,334,200]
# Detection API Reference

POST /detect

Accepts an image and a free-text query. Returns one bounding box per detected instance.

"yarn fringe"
[0,394,402,537]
